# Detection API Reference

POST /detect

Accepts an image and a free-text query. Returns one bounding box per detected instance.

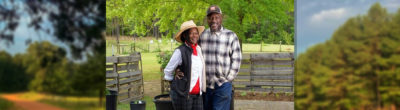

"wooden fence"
[106,52,144,103]
[233,53,294,92]
[161,52,294,93]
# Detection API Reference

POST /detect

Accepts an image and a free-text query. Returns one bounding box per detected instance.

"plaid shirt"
[199,26,242,89]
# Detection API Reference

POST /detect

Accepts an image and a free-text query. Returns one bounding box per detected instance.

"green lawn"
[242,43,294,52]
[117,96,155,110]
[106,37,294,56]
[141,52,162,82]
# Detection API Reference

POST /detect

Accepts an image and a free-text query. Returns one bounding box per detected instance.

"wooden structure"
[233,53,294,92]
[106,52,144,103]
[161,52,294,93]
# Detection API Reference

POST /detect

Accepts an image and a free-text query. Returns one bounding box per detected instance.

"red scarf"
[186,42,197,56]
[185,41,200,95]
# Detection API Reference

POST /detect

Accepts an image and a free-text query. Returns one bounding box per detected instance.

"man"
[199,5,242,110]
[175,5,241,110]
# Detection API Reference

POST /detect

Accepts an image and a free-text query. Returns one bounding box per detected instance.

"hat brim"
[175,26,205,43]
[207,11,222,16]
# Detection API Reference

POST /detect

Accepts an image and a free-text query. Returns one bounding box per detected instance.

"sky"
[0,1,73,60]
[296,0,400,55]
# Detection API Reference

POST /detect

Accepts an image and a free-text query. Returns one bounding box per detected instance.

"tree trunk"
[115,17,120,54]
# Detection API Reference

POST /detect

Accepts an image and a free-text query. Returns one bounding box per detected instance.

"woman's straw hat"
[174,20,205,43]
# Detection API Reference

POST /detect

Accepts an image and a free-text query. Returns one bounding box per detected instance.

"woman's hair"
[180,29,190,43]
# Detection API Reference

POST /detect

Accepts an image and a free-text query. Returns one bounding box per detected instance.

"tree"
[106,0,294,44]
[72,53,106,105]
[0,51,30,92]
[296,3,400,109]
[0,0,105,59]
[22,41,73,94]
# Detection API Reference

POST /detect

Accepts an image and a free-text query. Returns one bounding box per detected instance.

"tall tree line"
[296,3,400,109]
[0,41,105,103]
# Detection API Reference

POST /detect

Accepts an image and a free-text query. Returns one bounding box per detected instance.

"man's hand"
[175,68,184,79]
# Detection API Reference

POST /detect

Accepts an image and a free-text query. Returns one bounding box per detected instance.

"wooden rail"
[233,53,294,92]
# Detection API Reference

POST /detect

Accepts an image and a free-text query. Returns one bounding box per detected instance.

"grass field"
[141,53,162,82]
[107,36,294,110]
[117,96,155,110]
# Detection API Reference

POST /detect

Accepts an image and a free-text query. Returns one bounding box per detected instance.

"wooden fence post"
[127,61,131,99]
[250,55,254,90]
[279,41,282,52]
[113,60,119,101]
[291,55,294,92]
[139,53,144,98]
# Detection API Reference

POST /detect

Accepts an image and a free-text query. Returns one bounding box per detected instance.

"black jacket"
[171,44,193,97]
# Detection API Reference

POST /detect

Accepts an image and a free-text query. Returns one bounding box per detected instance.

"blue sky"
[296,0,400,55]
[0,1,71,58]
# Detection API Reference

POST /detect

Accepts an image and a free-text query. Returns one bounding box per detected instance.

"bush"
[157,51,173,70]
[246,31,263,43]
[0,97,13,110]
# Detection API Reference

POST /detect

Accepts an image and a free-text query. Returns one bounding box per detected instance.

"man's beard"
[210,24,221,32]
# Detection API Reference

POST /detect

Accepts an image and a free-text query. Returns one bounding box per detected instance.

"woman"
[163,20,206,110]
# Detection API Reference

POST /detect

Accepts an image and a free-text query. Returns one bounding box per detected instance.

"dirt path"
[234,100,294,110]
[1,93,64,110]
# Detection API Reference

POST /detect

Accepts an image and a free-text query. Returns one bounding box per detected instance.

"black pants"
[170,90,203,110]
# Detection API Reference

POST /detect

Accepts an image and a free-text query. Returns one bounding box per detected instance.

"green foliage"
[72,53,106,97]
[0,51,30,92]
[219,0,294,44]
[280,30,293,45]
[0,41,105,98]
[22,41,72,94]
[247,31,263,43]
[106,0,294,44]
[157,51,173,70]
[296,3,400,109]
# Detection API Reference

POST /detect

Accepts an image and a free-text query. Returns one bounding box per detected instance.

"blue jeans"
[203,82,232,110]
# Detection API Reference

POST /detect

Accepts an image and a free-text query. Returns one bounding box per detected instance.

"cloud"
[310,8,348,23]
[383,2,400,10]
